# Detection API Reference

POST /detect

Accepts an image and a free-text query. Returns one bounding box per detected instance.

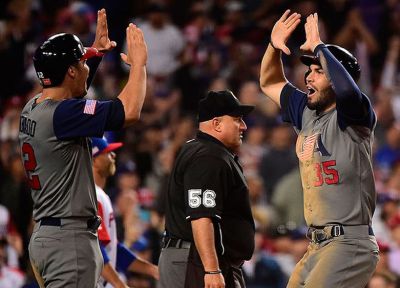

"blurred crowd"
[1,0,400,287]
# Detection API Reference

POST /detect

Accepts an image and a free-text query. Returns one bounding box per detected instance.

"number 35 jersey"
[18,94,124,221]
[280,84,377,227]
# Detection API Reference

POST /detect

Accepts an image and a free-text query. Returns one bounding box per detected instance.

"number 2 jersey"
[280,83,377,227]
[18,95,125,220]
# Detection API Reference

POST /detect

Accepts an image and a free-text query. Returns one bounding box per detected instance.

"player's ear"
[212,117,222,132]
[66,66,75,78]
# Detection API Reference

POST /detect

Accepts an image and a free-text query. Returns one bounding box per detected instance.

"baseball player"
[259,10,379,287]
[91,136,159,288]
[18,9,147,288]
[159,90,255,288]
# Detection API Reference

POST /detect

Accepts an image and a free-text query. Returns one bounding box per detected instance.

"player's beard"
[307,86,336,113]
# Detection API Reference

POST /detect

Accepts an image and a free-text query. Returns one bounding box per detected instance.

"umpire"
[158,90,255,288]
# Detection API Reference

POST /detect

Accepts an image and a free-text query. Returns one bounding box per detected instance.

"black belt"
[307,225,374,244]
[40,216,102,230]
[162,237,191,249]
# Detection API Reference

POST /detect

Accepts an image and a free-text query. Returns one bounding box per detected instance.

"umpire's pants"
[29,218,103,288]
[158,238,245,288]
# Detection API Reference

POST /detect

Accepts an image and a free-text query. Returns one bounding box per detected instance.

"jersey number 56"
[188,189,216,208]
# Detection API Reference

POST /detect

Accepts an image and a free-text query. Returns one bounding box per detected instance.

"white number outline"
[203,190,216,208]
[188,189,202,208]
[188,189,216,208]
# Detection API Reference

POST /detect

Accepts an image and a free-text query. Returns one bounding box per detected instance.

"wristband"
[270,41,277,49]
[204,269,222,275]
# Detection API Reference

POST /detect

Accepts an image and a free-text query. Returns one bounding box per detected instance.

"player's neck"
[38,87,73,103]
[317,102,336,115]
[93,172,106,190]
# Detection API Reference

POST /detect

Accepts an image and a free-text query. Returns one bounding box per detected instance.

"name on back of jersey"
[20,116,37,137]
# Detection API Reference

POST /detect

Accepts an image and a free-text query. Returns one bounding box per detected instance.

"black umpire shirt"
[164,131,255,261]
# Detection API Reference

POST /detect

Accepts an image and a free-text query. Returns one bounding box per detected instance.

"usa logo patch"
[83,100,97,115]
[296,133,318,161]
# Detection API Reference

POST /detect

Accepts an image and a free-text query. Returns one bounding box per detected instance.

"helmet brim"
[300,55,321,67]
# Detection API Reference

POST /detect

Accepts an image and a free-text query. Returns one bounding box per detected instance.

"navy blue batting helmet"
[301,44,361,82]
[33,33,102,87]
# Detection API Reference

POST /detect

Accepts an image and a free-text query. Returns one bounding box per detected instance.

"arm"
[260,10,301,107]
[128,256,159,280]
[119,24,148,126]
[334,9,378,55]
[102,263,130,288]
[100,244,130,288]
[260,44,287,107]
[191,217,225,288]
[116,242,159,280]
[316,45,363,114]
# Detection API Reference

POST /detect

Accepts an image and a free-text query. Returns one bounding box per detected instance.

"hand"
[300,13,323,53]
[92,9,117,52]
[121,23,148,67]
[270,9,301,55]
[204,273,225,288]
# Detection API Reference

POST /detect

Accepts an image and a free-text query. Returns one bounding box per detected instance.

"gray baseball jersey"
[281,83,377,227]
[18,94,125,220]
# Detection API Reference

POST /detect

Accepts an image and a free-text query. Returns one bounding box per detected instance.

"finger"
[120,53,129,64]
[110,41,117,48]
[126,26,133,49]
[286,14,301,27]
[135,28,144,43]
[284,12,299,25]
[98,9,105,23]
[287,18,301,33]
[282,45,291,55]
[279,9,291,22]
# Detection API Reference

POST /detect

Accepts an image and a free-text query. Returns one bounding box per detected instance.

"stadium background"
[0,0,400,287]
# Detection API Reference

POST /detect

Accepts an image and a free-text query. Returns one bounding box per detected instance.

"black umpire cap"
[300,44,361,81]
[198,90,254,122]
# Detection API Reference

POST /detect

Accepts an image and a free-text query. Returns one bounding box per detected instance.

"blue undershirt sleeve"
[280,83,307,130]
[100,243,110,264]
[53,98,125,140]
[116,242,137,272]
[314,44,375,129]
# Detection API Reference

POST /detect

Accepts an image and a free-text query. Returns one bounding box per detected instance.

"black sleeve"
[314,44,375,130]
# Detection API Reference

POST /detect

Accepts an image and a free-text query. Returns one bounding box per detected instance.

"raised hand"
[92,9,117,52]
[121,23,148,67]
[300,13,324,53]
[270,9,301,55]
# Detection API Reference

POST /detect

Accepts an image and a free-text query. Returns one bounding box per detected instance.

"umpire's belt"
[39,216,102,230]
[162,236,191,249]
[307,225,374,244]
